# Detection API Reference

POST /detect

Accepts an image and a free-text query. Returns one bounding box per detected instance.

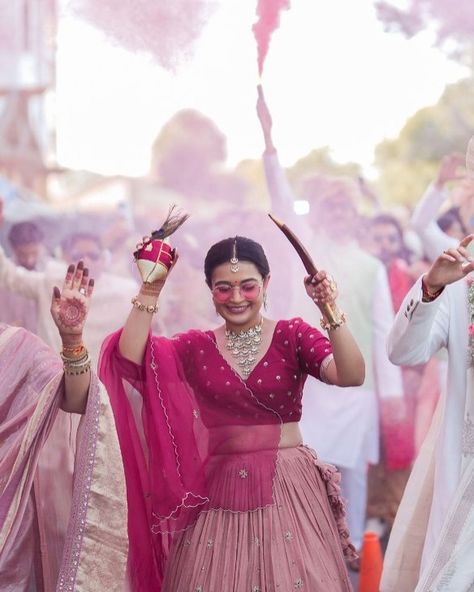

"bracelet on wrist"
[320,311,347,332]
[61,349,91,375]
[421,277,444,302]
[61,343,86,358]
[131,296,159,314]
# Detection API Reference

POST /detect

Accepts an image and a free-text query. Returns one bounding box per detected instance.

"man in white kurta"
[256,89,403,550]
[0,232,138,366]
[381,236,474,591]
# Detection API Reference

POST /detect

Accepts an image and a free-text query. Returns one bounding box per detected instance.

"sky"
[55,0,468,178]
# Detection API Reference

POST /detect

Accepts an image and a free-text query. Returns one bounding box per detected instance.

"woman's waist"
[207,422,302,455]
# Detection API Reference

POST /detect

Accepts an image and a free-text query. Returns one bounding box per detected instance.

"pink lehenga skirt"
[162,445,355,591]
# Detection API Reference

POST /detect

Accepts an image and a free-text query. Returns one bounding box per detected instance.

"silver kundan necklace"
[225,318,264,377]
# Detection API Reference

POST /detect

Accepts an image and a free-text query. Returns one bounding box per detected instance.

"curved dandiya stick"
[268,213,337,324]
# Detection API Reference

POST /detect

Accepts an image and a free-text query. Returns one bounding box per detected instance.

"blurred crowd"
[1,99,473,560]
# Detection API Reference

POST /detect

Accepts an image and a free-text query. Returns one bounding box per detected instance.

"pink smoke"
[376,0,474,48]
[68,0,214,70]
[253,0,290,77]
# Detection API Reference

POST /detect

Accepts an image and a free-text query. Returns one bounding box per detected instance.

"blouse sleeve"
[294,318,333,381]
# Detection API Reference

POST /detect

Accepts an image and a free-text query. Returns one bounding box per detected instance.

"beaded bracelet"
[320,311,347,332]
[64,360,91,376]
[131,296,159,314]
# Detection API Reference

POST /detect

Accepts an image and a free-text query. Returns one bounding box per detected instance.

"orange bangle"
[61,344,86,358]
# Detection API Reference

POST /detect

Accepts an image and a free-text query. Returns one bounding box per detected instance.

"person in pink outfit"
[0,261,128,591]
[98,230,365,591]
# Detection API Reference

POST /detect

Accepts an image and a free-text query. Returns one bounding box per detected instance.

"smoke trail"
[253,0,290,77]
[67,0,215,70]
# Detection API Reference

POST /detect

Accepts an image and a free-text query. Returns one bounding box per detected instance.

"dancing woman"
[99,225,365,591]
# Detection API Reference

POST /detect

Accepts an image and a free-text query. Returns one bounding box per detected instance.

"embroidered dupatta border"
[56,376,128,591]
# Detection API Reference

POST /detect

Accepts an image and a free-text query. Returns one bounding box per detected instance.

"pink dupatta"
[0,324,127,592]
[99,328,283,591]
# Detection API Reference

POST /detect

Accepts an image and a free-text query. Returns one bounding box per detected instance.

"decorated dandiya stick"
[268,213,338,324]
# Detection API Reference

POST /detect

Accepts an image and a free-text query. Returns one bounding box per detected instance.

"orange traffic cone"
[358,531,383,592]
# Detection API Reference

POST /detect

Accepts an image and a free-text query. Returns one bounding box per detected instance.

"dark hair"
[370,213,404,239]
[370,213,412,262]
[204,236,270,286]
[437,207,466,234]
[8,222,44,247]
[61,232,102,254]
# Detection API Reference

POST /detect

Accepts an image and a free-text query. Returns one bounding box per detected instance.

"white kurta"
[382,276,474,591]
[0,246,138,365]
[263,151,403,468]
[411,183,457,259]
[299,263,401,468]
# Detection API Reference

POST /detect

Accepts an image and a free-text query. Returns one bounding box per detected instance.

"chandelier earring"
[263,291,268,310]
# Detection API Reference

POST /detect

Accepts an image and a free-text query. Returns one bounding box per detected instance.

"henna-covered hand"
[50,261,95,344]
[304,270,339,313]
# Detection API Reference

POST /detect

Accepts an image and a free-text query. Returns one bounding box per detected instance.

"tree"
[374,76,474,206]
[286,146,361,194]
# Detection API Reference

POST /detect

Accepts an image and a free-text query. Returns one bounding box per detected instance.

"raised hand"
[134,235,178,288]
[50,261,94,343]
[304,270,338,312]
[434,153,465,189]
[424,234,474,292]
[256,84,275,151]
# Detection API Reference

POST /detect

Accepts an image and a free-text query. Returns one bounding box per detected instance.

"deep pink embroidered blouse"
[172,317,333,424]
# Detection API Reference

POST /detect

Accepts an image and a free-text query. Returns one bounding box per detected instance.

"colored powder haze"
[56,0,468,176]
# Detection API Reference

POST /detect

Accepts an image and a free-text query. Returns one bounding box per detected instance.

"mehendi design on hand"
[58,297,86,329]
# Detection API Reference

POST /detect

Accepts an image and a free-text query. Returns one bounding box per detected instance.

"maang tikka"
[230,238,239,273]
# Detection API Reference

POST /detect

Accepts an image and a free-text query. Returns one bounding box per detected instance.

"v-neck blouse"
[172,318,332,424]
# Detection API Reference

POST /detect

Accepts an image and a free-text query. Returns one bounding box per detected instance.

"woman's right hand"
[304,270,338,314]
[50,261,94,346]
[424,234,474,292]
[134,236,178,288]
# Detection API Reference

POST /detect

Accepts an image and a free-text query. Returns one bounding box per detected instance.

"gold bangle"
[64,361,91,376]
[320,311,347,332]
[62,349,91,375]
[131,296,159,314]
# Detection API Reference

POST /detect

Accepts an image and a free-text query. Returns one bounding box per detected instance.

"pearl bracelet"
[131,296,159,314]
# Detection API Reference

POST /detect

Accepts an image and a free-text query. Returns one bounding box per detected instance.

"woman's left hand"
[50,261,95,344]
[304,270,338,313]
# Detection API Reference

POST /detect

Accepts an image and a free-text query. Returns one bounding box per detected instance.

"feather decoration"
[150,205,190,240]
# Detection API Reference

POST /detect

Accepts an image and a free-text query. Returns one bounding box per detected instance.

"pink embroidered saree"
[0,324,128,592]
